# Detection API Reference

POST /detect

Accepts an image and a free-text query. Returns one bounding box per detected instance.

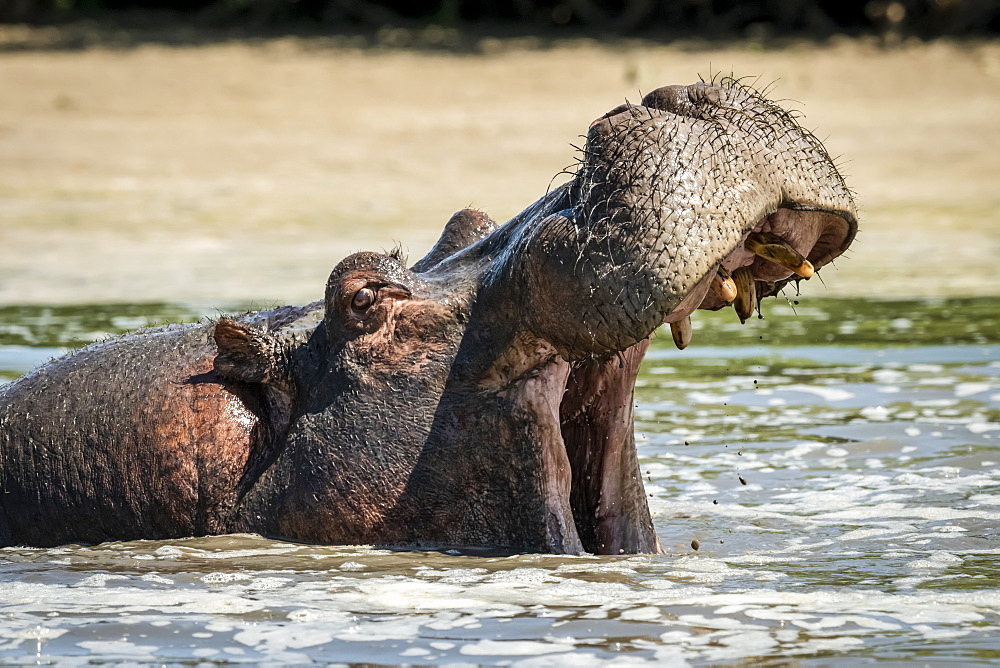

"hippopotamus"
[0,81,857,553]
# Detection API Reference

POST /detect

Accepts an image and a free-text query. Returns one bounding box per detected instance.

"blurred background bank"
[0,0,998,305]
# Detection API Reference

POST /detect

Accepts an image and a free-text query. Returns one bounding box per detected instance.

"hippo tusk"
[711,268,738,303]
[732,266,757,324]
[745,232,815,278]
[669,316,692,350]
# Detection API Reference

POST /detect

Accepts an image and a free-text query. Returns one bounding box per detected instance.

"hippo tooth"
[711,269,738,303]
[744,232,815,278]
[669,316,692,350]
[732,266,757,324]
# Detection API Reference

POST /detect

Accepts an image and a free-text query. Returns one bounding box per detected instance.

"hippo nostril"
[685,82,722,106]
[352,288,375,311]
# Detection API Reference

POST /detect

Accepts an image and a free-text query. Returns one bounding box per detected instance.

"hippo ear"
[213,318,287,388]
[410,209,498,273]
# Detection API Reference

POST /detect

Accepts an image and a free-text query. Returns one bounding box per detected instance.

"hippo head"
[214,80,857,554]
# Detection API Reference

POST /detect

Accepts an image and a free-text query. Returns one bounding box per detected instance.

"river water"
[1,297,998,665]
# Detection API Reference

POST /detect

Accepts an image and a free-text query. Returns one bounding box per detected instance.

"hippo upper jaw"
[488,79,857,359]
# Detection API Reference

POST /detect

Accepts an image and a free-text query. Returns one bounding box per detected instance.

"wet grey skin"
[0,80,857,554]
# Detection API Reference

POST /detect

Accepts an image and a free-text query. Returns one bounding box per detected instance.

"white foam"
[234,624,335,650]
[873,369,908,383]
[75,641,158,658]
[0,581,267,615]
[791,637,865,654]
[955,382,992,397]
[687,391,731,404]
[201,572,252,584]
[861,405,891,420]
[906,552,964,569]
[677,614,764,631]
[0,626,67,640]
[619,606,662,621]
[75,573,130,587]
[912,624,972,639]
[247,577,292,589]
[339,561,367,571]
[460,639,572,656]
[838,526,911,542]
[783,384,855,402]
[968,422,1000,434]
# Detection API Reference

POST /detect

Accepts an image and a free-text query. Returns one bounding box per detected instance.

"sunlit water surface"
[1,298,998,666]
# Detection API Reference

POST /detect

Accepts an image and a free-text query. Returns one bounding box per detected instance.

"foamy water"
[1,299,998,665]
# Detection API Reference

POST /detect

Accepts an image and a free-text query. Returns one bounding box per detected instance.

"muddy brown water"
[1,297,998,665]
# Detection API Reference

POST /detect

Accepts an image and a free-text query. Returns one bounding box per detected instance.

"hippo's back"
[0,320,263,547]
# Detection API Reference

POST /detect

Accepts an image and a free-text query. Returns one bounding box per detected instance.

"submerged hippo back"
[0,320,264,546]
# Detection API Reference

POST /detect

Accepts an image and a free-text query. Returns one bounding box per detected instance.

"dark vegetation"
[1,0,998,45]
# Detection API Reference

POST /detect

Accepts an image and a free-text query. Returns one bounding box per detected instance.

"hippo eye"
[351,287,375,311]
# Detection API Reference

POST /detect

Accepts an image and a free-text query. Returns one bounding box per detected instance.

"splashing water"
[1,298,998,665]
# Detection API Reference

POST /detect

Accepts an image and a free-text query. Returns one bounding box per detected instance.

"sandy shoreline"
[1,34,998,306]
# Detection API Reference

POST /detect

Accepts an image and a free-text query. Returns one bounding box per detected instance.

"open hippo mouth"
[553,208,856,554]
[554,202,855,554]
[472,80,857,554]
[212,79,857,556]
[663,204,856,345]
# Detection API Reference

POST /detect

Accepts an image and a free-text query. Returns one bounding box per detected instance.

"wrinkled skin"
[0,81,857,553]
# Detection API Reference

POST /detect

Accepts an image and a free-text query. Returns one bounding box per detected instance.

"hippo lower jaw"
[559,338,660,554]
